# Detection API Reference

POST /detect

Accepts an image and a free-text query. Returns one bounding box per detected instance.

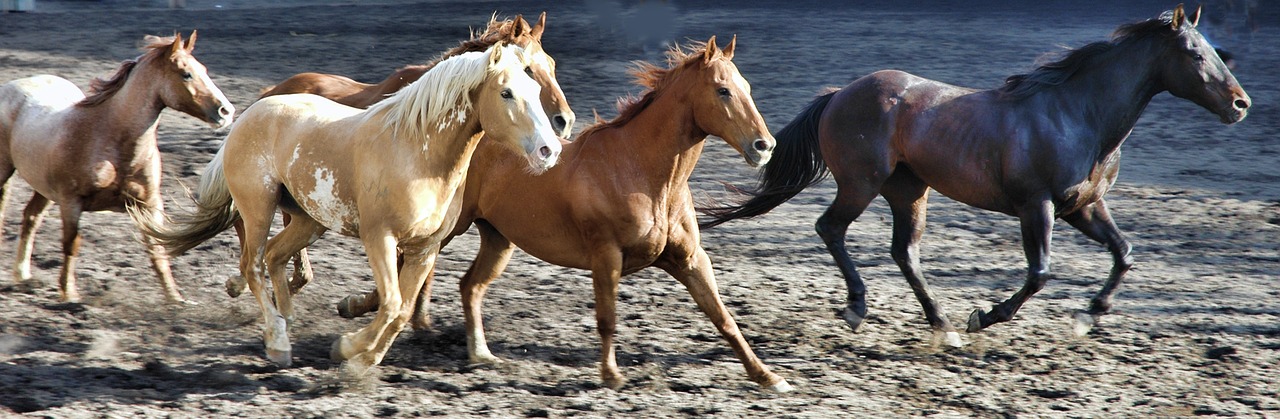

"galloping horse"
[0,32,233,303]
[701,5,1250,343]
[340,37,792,391]
[260,13,574,137]
[237,13,575,295]
[132,43,561,369]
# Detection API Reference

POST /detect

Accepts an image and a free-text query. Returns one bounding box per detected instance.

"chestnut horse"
[132,43,561,369]
[341,37,792,391]
[700,5,1250,344]
[260,13,574,137]
[0,32,233,303]
[239,13,575,294]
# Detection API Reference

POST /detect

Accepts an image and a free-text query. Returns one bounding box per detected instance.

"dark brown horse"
[701,5,1250,344]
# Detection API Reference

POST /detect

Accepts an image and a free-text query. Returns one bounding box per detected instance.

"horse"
[238,13,575,295]
[0,32,234,303]
[699,5,1250,344]
[339,36,792,392]
[131,42,561,369]
[259,12,574,137]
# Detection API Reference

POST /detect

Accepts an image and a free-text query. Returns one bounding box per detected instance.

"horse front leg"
[13,193,50,284]
[1062,199,1132,336]
[659,246,792,392]
[589,250,626,389]
[139,201,187,303]
[459,221,515,364]
[968,200,1055,332]
[331,233,401,370]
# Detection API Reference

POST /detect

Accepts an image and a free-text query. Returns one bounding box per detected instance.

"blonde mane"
[366,43,529,144]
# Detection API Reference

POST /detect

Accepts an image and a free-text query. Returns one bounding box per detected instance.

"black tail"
[699,91,835,229]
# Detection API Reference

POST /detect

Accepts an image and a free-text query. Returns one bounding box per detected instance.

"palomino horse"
[701,5,1249,343]
[0,32,233,303]
[132,43,561,369]
[238,13,575,294]
[260,13,574,137]
[341,37,792,391]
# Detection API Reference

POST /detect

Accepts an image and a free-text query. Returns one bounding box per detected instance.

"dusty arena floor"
[1,0,1277,417]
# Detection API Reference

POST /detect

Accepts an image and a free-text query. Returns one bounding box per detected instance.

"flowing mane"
[398,15,537,78]
[365,43,527,143]
[997,10,1184,100]
[77,35,176,108]
[577,40,712,139]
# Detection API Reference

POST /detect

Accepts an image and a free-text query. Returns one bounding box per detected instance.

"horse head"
[508,12,576,138]
[1158,4,1250,124]
[686,35,774,167]
[147,31,235,129]
[475,43,562,173]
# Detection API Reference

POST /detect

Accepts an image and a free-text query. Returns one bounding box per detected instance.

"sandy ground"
[1,0,1277,417]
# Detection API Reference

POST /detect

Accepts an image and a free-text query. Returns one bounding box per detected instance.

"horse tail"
[699,90,836,229]
[129,146,240,257]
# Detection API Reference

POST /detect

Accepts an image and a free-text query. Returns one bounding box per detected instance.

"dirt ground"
[1,0,1277,417]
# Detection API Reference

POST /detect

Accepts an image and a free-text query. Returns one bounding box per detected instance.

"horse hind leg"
[968,199,1055,332]
[263,214,327,326]
[880,171,961,347]
[815,173,884,332]
[1061,199,1133,337]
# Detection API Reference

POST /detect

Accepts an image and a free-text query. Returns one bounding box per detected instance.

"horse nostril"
[219,106,233,117]
[752,139,772,152]
[538,145,553,159]
[1234,99,1250,110]
[552,115,567,131]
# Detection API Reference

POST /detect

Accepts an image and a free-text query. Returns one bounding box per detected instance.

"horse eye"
[1193,54,1206,62]
[500,88,513,99]
[524,66,534,77]
[182,72,193,81]
[717,87,731,97]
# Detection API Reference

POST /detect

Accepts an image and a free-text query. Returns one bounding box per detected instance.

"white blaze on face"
[306,167,357,233]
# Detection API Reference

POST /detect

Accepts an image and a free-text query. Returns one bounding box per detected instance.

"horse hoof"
[934,330,964,348]
[330,337,352,361]
[1071,311,1097,337]
[840,307,866,332]
[336,296,361,319]
[966,309,985,333]
[225,276,244,298]
[265,348,292,367]
[764,377,794,393]
[469,353,504,365]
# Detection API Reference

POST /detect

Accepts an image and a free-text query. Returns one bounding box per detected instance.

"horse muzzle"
[207,103,236,129]
[743,137,775,168]
[1218,88,1250,124]
[524,136,562,174]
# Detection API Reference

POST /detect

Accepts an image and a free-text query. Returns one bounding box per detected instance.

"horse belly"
[292,166,360,235]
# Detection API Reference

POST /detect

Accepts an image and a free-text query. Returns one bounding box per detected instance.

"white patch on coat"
[306,167,357,232]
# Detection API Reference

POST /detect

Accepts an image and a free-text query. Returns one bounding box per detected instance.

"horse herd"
[0,5,1249,392]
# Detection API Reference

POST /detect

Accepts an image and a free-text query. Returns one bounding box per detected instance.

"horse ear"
[169,32,185,56]
[513,14,531,37]
[723,34,736,60]
[1171,3,1186,30]
[489,43,504,66]
[530,12,547,40]
[185,30,198,52]
[703,35,720,64]
[1189,4,1202,27]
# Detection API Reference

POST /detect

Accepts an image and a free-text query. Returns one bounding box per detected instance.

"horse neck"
[83,65,167,151]
[598,87,707,191]
[1050,40,1164,154]
[407,108,485,192]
